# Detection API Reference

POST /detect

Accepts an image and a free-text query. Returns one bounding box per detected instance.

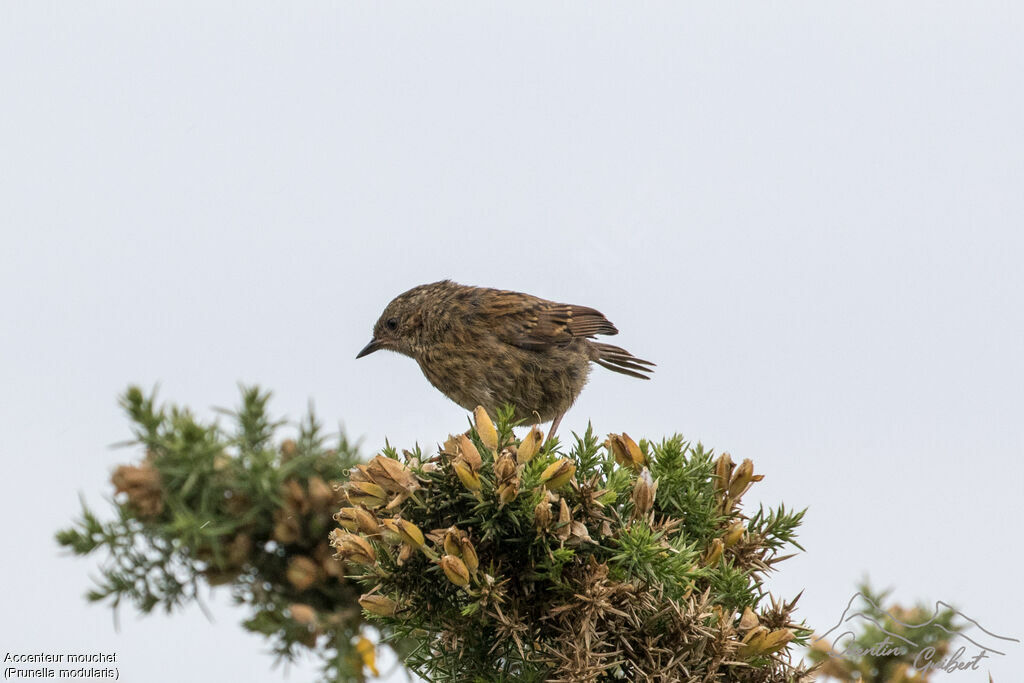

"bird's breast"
[414,341,592,423]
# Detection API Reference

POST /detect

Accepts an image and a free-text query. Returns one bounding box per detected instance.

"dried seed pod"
[473,406,499,451]
[289,603,317,626]
[534,501,553,530]
[568,520,593,545]
[554,498,573,541]
[365,454,420,494]
[631,467,657,517]
[440,435,461,458]
[226,533,252,567]
[330,531,376,566]
[286,556,321,591]
[440,555,471,587]
[606,435,630,469]
[272,511,300,544]
[457,434,483,471]
[111,463,164,518]
[494,453,517,483]
[320,551,344,578]
[282,479,308,515]
[334,507,360,531]
[714,452,735,496]
[738,606,760,631]
[727,458,764,500]
[459,538,479,574]
[353,507,381,536]
[384,491,412,512]
[739,625,773,657]
[307,476,334,510]
[359,594,398,617]
[348,464,370,483]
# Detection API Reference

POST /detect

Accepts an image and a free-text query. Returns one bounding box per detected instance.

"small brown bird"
[357,281,654,441]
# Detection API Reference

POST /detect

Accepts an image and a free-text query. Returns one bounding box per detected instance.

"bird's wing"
[485,290,619,351]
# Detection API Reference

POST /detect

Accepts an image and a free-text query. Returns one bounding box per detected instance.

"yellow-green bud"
[608,433,645,471]
[758,628,794,655]
[453,459,482,491]
[378,519,403,545]
[473,406,499,451]
[393,518,425,549]
[540,458,576,490]
[517,426,544,464]
[346,481,388,509]
[704,538,724,566]
[442,528,462,557]
[723,520,745,547]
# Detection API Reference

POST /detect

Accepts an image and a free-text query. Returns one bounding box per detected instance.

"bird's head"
[357,281,451,359]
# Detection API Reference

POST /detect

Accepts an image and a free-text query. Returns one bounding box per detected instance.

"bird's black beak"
[356,338,384,359]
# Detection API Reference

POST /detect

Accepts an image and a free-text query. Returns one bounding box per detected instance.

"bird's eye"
[385,317,399,331]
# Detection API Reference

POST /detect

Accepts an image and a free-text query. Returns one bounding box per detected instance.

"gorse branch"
[57,386,372,683]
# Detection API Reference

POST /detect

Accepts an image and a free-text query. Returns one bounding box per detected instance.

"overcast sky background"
[2,3,1022,681]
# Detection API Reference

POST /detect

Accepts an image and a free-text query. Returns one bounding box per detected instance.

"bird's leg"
[546,413,564,446]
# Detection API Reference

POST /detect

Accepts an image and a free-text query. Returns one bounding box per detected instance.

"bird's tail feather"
[589,342,655,380]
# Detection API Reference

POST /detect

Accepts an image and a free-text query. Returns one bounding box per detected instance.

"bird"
[356,280,654,441]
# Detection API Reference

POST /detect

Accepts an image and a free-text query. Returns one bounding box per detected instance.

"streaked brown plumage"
[357,281,654,440]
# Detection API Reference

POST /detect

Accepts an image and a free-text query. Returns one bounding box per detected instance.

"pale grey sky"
[2,2,1022,681]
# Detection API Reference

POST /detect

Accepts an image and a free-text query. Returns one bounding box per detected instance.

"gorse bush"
[334,405,813,682]
[58,387,814,682]
[57,387,375,682]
